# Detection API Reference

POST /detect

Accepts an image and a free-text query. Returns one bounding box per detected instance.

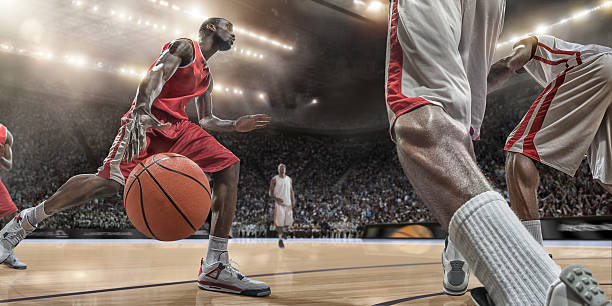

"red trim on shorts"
[533,56,568,66]
[504,82,554,151]
[521,70,570,161]
[97,126,126,179]
[386,0,433,117]
[535,42,583,66]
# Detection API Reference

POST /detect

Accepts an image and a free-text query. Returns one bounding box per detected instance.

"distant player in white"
[385,0,609,305]
[269,163,294,248]
[487,35,612,245]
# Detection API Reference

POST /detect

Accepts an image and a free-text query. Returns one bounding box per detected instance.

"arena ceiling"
[0,0,610,130]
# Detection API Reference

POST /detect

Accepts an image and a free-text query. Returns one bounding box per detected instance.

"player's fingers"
[154,122,172,131]
[254,114,272,120]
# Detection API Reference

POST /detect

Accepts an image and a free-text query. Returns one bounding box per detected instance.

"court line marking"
[19,238,612,247]
[374,283,612,305]
[0,258,610,303]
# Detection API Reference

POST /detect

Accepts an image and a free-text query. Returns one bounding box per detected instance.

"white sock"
[205,235,228,265]
[449,191,561,305]
[522,220,543,245]
[25,201,52,227]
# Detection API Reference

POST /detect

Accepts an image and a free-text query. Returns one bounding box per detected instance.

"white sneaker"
[442,237,470,296]
[0,209,35,264]
[2,251,27,269]
[546,264,610,306]
[197,252,271,297]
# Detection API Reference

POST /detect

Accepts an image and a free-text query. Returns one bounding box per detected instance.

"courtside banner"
[28,229,211,239]
[364,217,612,240]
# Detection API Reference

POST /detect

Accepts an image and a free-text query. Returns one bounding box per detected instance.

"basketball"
[123,153,211,241]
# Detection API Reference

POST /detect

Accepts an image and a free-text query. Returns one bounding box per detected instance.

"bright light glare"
[534,25,549,34]
[367,1,383,11]
[312,99,318,104]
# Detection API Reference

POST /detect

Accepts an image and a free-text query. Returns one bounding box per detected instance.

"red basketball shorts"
[0,180,17,218]
[97,112,240,185]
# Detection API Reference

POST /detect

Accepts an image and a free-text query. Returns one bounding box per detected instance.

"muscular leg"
[394,105,560,305]
[394,105,491,229]
[505,152,540,221]
[277,226,284,239]
[209,162,240,238]
[505,152,544,245]
[44,174,122,214]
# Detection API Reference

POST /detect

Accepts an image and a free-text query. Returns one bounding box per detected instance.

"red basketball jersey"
[0,124,6,145]
[124,39,211,121]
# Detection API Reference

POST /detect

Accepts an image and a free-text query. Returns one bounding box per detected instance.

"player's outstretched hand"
[123,107,171,162]
[234,114,271,132]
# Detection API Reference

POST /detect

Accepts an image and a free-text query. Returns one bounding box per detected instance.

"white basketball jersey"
[524,34,612,87]
[273,175,292,206]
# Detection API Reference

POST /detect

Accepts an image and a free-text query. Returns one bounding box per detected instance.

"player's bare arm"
[124,39,194,162]
[197,79,272,132]
[268,177,283,204]
[487,36,537,94]
[0,129,13,171]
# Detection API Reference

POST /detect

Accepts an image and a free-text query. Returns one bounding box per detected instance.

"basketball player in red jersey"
[0,18,272,296]
[386,1,608,305]
[0,124,26,270]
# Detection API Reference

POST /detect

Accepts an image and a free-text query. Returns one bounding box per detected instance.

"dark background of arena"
[0,0,610,238]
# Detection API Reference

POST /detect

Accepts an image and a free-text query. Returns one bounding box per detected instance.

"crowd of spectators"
[0,78,609,238]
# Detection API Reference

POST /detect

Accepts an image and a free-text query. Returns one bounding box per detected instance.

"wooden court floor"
[0,239,610,305]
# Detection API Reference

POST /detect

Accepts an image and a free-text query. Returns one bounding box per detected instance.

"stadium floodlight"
[92,5,98,11]
[534,25,549,34]
[367,1,384,11]
[354,0,366,5]
[258,93,265,100]
[312,99,318,104]
[171,4,180,10]
[572,10,590,20]
[496,2,608,49]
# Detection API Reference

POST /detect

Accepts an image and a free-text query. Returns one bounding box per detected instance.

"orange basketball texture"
[123,153,211,241]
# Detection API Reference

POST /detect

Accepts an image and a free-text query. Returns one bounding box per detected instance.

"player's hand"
[123,107,171,162]
[234,114,271,132]
[276,198,284,205]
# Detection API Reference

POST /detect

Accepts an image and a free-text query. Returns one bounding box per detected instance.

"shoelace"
[226,259,247,280]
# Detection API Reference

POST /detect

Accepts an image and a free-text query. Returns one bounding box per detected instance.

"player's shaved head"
[199,18,228,34]
[199,17,234,51]
[278,163,286,174]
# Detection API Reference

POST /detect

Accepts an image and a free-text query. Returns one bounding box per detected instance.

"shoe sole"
[443,285,468,296]
[198,281,271,297]
[557,264,609,306]
[3,263,26,270]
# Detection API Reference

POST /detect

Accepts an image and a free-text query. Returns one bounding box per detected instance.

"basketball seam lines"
[142,167,198,232]
[132,155,183,178]
[138,177,160,240]
[153,163,211,197]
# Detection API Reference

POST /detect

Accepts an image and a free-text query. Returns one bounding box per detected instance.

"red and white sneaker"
[197,252,271,297]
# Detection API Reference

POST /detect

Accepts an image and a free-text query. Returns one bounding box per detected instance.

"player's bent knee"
[84,175,121,197]
[394,107,469,150]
